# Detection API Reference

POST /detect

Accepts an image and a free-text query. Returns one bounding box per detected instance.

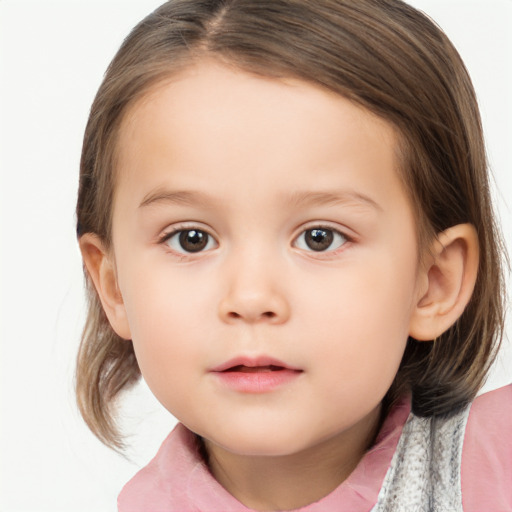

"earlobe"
[79,234,132,340]
[409,223,479,341]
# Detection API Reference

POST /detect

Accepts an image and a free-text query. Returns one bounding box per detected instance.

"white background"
[0,1,511,511]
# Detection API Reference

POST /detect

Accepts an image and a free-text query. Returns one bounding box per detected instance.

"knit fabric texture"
[372,404,471,512]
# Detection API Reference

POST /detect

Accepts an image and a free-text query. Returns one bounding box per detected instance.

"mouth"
[211,356,302,373]
[210,356,303,393]
[225,364,289,373]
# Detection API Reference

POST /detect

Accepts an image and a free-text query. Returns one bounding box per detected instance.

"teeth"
[228,365,284,373]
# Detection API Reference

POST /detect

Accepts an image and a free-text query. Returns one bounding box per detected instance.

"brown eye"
[179,230,208,252]
[294,227,347,252]
[165,229,217,254]
[305,229,333,251]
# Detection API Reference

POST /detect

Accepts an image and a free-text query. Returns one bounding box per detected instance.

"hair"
[76,0,507,450]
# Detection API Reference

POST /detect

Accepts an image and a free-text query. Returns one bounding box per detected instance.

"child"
[75,0,511,510]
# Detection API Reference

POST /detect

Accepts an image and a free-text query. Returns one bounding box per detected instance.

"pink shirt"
[118,384,512,511]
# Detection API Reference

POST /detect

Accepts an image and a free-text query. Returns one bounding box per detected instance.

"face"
[110,61,423,457]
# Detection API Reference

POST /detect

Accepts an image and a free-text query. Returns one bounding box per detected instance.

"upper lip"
[210,355,302,372]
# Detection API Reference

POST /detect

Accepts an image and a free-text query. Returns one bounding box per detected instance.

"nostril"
[226,310,276,321]
[219,294,290,324]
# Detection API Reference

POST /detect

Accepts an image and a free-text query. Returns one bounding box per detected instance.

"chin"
[204,425,316,458]
[218,439,301,457]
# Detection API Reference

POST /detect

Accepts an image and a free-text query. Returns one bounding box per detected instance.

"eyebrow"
[284,190,383,212]
[139,189,216,209]
[138,188,382,212]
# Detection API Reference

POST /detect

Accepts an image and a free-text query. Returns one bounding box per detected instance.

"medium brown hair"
[76,0,506,450]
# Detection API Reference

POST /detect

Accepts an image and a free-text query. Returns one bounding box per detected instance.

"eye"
[163,229,217,254]
[294,227,347,252]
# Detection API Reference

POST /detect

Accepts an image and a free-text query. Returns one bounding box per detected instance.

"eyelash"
[293,225,350,254]
[159,225,218,256]
[158,224,352,257]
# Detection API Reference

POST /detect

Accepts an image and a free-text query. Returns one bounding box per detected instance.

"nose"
[218,253,291,325]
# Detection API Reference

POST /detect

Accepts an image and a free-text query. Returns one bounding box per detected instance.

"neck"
[204,405,382,511]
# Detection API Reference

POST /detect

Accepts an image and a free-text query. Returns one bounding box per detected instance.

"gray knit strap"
[371,404,471,512]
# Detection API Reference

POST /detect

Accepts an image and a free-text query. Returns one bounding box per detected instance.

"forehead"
[114,60,405,215]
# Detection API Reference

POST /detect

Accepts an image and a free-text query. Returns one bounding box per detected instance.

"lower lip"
[212,369,302,393]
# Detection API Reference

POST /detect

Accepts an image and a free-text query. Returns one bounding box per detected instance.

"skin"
[81,61,479,510]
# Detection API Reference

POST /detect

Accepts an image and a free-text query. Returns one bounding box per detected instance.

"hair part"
[76,0,507,450]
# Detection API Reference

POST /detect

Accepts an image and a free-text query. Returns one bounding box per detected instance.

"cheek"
[120,250,210,334]
[126,307,205,415]
[297,250,417,384]
[117,264,208,388]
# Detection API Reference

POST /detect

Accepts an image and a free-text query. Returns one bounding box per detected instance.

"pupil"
[306,229,333,251]
[179,230,208,252]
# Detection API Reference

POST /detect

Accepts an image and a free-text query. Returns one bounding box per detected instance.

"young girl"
[75,0,511,510]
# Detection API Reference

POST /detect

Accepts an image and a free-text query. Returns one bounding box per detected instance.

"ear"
[79,233,132,340]
[409,223,479,341]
